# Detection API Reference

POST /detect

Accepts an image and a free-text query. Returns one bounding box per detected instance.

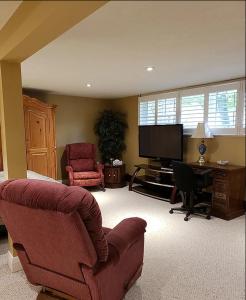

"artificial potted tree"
[94,110,127,164]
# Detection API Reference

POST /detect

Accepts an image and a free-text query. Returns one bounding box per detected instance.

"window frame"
[138,79,245,136]
[206,82,240,135]
[179,87,206,134]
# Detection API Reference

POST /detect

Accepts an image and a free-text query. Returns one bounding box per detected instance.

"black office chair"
[169,161,213,221]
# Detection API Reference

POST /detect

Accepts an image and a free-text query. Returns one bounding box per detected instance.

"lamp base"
[198,155,206,165]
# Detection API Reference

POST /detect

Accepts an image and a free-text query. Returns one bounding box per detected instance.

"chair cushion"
[68,143,96,160]
[0,179,108,262]
[73,171,101,180]
[70,159,95,172]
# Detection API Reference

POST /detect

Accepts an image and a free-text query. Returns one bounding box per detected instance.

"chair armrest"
[95,162,104,174]
[65,165,73,174]
[106,217,147,256]
[65,165,74,186]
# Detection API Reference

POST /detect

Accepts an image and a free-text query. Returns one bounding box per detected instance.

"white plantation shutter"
[180,93,204,129]
[208,90,237,129]
[207,82,240,134]
[138,79,245,135]
[157,97,176,124]
[243,98,246,128]
[139,100,156,125]
[240,82,246,134]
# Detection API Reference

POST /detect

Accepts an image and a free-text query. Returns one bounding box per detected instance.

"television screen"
[139,124,183,161]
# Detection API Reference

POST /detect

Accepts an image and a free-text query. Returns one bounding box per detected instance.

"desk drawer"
[213,179,229,208]
[213,170,228,179]
[214,192,226,200]
[213,192,228,208]
[213,179,228,192]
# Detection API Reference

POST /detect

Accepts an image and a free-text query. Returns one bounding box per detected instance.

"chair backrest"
[0,179,108,282]
[66,143,96,172]
[172,161,196,192]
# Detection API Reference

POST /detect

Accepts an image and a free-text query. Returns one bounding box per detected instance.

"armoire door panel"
[27,152,49,177]
[27,110,48,149]
[0,96,57,179]
[23,95,57,179]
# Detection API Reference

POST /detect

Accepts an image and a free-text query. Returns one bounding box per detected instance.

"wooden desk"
[189,162,245,220]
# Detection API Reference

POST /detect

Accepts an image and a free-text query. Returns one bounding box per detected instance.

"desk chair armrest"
[195,168,213,189]
[197,169,212,176]
[106,217,147,256]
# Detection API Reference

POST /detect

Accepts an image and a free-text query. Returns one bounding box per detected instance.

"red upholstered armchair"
[0,179,147,300]
[65,143,105,190]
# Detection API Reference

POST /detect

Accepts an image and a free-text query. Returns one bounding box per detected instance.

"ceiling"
[20,1,245,99]
[0,1,21,31]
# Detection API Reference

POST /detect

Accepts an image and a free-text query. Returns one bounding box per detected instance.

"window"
[208,89,237,129]
[157,97,176,124]
[243,98,246,128]
[180,94,204,129]
[139,100,155,125]
[138,79,245,135]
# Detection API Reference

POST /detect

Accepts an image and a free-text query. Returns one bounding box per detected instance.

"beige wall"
[111,96,245,174]
[44,94,111,180]
[24,92,245,179]
[24,92,111,180]
[111,96,148,174]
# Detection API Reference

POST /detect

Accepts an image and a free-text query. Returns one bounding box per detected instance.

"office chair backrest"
[172,161,196,192]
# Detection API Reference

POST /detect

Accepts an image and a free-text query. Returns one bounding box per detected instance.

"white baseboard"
[7,251,22,273]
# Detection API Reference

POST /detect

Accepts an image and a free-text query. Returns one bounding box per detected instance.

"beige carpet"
[0,187,245,300]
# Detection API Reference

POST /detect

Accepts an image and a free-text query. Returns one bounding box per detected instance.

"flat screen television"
[139,124,183,165]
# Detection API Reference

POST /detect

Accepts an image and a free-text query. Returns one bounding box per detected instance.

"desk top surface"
[188,162,245,171]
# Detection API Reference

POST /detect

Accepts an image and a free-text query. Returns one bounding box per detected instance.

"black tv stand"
[129,164,178,203]
[160,159,172,169]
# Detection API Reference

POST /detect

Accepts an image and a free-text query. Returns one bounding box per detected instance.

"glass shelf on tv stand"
[129,164,176,203]
[133,164,173,174]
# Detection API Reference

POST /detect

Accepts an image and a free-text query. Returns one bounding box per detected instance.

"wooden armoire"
[0,95,57,179]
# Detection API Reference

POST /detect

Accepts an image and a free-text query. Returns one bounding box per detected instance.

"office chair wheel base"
[184,217,189,221]
[169,209,174,214]
[206,215,211,220]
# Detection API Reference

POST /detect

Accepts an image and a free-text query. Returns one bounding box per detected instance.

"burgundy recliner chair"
[65,143,105,190]
[0,179,147,300]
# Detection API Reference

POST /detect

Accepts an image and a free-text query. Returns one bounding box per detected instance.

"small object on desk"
[217,160,229,165]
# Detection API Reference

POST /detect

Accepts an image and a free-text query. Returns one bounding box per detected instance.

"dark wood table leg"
[129,167,141,191]
[170,186,178,204]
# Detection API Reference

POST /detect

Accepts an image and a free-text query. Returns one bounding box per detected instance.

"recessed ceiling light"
[86,83,92,88]
[146,66,155,72]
